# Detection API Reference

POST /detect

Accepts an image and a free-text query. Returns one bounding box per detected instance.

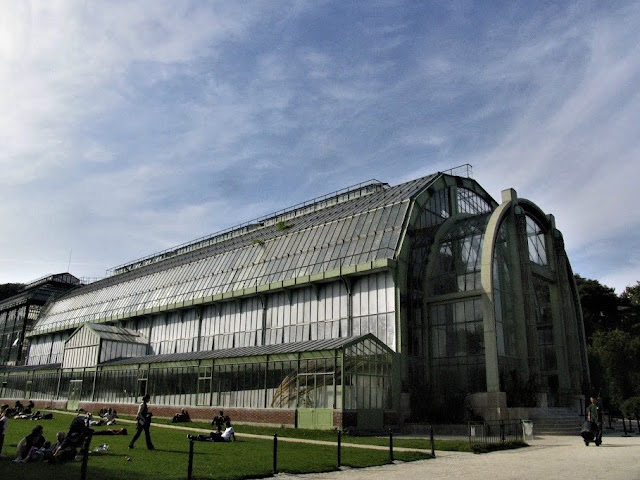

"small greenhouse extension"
[1,334,393,430]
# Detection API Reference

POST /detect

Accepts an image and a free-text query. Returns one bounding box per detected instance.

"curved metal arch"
[396,173,497,272]
[422,212,487,298]
[479,197,517,392]
[516,199,554,232]
[478,192,559,393]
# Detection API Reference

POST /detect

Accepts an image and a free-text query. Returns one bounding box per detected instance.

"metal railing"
[468,420,523,444]
[443,163,473,178]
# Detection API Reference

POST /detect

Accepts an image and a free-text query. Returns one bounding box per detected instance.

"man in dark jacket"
[128,394,155,450]
[587,396,603,446]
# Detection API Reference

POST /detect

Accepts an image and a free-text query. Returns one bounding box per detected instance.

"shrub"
[620,396,640,419]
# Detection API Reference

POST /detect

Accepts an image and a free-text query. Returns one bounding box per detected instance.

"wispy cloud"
[0,1,639,294]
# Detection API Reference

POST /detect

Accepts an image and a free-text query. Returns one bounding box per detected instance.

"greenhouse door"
[68,380,82,411]
[297,408,334,430]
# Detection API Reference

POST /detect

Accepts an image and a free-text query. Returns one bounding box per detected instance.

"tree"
[574,275,620,340]
[589,330,640,411]
[0,283,25,302]
[619,282,640,336]
[620,396,640,422]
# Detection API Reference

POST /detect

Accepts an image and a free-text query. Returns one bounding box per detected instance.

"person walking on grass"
[128,394,155,450]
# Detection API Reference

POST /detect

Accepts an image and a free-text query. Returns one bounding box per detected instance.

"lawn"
[150,416,473,452]
[0,413,433,480]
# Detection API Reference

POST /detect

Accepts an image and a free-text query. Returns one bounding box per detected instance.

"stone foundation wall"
[1,397,397,432]
[76,402,297,427]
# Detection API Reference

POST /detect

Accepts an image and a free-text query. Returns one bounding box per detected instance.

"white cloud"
[471,3,640,245]
[0,1,639,295]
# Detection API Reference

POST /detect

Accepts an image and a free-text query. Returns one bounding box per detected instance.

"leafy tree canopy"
[576,275,640,411]
[619,281,640,336]
[574,274,621,339]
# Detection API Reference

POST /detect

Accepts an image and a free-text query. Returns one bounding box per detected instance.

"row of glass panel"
[35,204,406,333]
[2,354,392,410]
[28,272,397,366]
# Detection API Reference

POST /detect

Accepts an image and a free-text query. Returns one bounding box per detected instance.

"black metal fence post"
[337,430,342,467]
[273,434,278,474]
[430,425,435,457]
[187,438,194,480]
[80,433,93,480]
[389,429,393,462]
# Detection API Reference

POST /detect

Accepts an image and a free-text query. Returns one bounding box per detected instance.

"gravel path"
[270,433,640,480]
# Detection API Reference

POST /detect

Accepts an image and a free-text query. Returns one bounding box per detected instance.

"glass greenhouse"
[0,169,589,428]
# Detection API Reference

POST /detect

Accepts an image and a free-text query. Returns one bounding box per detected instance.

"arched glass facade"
[431,214,490,295]
[427,214,491,405]
[405,182,495,416]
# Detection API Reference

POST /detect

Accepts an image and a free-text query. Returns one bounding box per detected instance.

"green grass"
[151,416,472,452]
[0,413,433,480]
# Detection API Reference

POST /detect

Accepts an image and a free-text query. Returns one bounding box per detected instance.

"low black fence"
[187,428,436,480]
[468,420,523,445]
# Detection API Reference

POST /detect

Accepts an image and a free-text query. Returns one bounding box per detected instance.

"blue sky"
[1,1,639,293]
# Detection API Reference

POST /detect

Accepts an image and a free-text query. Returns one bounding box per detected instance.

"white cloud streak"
[0,1,638,295]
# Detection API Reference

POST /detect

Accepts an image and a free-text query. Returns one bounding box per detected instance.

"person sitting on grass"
[14,424,46,462]
[103,408,117,425]
[50,416,94,464]
[23,400,35,415]
[172,408,191,423]
[212,411,231,431]
[14,400,24,415]
[44,431,67,462]
[86,413,106,426]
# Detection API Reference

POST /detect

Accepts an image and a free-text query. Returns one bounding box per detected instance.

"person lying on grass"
[210,421,235,442]
[189,421,236,443]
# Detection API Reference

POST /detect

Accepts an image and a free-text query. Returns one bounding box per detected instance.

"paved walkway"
[270,432,640,480]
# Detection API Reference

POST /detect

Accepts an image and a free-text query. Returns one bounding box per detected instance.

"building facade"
[0,274,80,366]
[0,172,589,429]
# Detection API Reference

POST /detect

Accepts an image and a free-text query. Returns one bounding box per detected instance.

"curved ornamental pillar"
[479,189,518,393]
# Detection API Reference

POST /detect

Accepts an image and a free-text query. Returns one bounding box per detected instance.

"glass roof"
[97,333,391,367]
[80,323,148,344]
[31,174,442,335]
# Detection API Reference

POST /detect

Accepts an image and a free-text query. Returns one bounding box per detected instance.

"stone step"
[529,412,585,435]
